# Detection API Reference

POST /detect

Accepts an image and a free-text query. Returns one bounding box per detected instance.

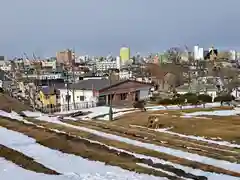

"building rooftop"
[40,86,60,95]
[69,79,110,91]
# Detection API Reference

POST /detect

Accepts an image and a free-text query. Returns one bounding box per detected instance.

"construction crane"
[23,52,29,61]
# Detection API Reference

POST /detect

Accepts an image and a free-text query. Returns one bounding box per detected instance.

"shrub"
[174,96,185,104]
[133,100,146,111]
[182,92,196,98]
[172,96,185,108]
[198,94,212,103]
[214,94,235,102]
[158,98,173,105]
[187,95,199,105]
[149,96,157,101]
[214,96,222,102]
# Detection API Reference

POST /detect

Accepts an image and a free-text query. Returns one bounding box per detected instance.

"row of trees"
[155,93,235,108]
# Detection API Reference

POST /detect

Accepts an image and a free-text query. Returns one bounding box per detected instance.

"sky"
[0,0,240,58]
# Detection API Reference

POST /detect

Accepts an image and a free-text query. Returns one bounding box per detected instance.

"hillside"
[0,93,31,112]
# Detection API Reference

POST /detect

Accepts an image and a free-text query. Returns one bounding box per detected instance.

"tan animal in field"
[147,115,162,129]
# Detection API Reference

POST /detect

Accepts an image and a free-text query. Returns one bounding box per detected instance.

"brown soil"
[0,118,189,180]
[0,145,59,175]
[0,94,31,113]
[25,118,240,178]
[110,107,240,144]
[64,119,240,164]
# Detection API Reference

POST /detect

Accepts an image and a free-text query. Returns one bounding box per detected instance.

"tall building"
[116,56,121,69]
[193,45,204,60]
[56,49,72,65]
[229,50,236,60]
[153,55,159,64]
[120,47,130,65]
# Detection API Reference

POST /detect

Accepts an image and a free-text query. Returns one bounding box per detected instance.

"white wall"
[194,46,204,60]
[230,50,236,60]
[194,46,199,60]
[119,70,132,79]
[59,89,98,111]
[116,56,121,69]
[198,48,204,60]
[59,89,97,104]
[177,90,217,101]
[139,87,150,100]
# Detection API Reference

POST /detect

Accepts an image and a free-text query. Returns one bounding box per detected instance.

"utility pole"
[109,70,113,121]
[188,50,192,93]
[24,66,32,109]
[32,53,40,111]
[66,69,70,111]
[71,49,76,109]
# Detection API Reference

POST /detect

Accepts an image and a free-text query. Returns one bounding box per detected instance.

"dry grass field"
[108,106,240,144]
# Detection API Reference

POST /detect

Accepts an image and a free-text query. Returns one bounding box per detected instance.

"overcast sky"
[0,0,239,57]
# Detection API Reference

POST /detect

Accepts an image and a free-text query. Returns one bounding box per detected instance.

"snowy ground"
[10,110,238,173]
[155,127,240,148]
[0,158,68,180]
[184,108,240,117]
[129,125,240,149]
[0,110,240,179]
[146,103,221,111]
[53,102,222,120]
[0,127,163,180]
[1,103,239,180]
[98,110,137,120]
[56,122,240,173]
[0,109,240,172]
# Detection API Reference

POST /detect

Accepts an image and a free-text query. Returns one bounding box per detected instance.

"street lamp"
[109,70,113,121]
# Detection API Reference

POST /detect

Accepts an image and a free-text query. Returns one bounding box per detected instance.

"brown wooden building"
[98,80,152,106]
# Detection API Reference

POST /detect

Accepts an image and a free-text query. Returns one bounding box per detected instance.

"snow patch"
[32,119,239,173]
[184,109,240,117]
[0,127,164,180]
[156,128,240,148]
[21,111,43,117]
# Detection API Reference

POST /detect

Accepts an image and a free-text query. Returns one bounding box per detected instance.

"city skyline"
[1,0,240,57]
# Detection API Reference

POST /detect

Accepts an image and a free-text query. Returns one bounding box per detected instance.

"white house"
[176,83,218,101]
[58,79,110,111]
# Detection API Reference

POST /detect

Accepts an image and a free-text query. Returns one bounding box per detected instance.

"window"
[80,96,85,101]
[120,93,127,100]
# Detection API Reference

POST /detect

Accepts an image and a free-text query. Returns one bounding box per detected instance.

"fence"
[60,101,97,112]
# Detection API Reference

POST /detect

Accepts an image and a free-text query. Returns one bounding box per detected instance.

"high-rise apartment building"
[193,45,204,60]
[120,47,130,65]
[56,49,72,65]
